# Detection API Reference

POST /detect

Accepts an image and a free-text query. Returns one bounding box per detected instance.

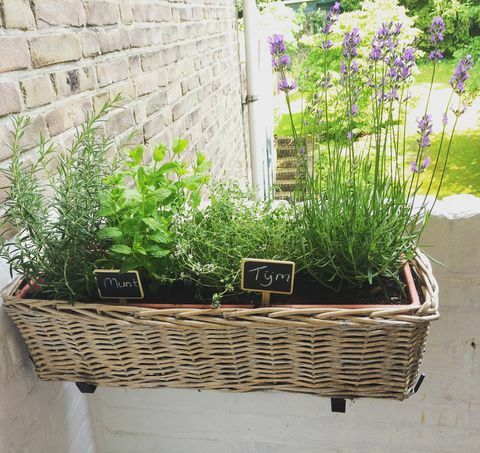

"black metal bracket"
[76,382,97,394]
[331,398,346,413]
[243,94,259,106]
[413,373,426,394]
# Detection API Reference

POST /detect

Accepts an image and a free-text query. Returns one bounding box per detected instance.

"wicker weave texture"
[2,252,438,399]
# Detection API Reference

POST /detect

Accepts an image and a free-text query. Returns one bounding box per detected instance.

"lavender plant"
[271,4,474,290]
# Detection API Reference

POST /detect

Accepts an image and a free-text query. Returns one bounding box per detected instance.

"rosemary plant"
[0,99,119,301]
[271,5,473,290]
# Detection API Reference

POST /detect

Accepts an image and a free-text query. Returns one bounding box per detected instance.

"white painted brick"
[45,97,92,136]
[30,33,82,68]
[2,0,35,29]
[98,28,130,54]
[80,30,101,58]
[52,66,96,97]
[20,75,55,108]
[96,58,129,87]
[34,0,86,27]
[85,0,119,25]
[0,82,22,116]
[0,36,31,73]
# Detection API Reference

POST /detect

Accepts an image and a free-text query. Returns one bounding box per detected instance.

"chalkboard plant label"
[241,259,295,295]
[94,270,144,300]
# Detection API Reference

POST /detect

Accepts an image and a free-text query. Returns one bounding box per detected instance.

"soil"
[94,273,419,307]
[23,271,422,308]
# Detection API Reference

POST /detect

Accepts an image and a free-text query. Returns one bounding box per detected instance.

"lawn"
[407,131,480,198]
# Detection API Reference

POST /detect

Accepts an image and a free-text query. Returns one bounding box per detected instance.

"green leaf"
[172,138,188,155]
[150,247,170,258]
[129,146,144,165]
[153,144,167,162]
[98,227,123,240]
[142,217,161,230]
[111,244,133,255]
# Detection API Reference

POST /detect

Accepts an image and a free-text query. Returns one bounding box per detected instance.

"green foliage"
[298,0,420,137]
[97,140,210,283]
[0,100,119,301]
[172,183,301,305]
[401,0,480,57]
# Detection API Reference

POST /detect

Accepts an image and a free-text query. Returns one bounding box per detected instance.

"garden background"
[261,0,480,197]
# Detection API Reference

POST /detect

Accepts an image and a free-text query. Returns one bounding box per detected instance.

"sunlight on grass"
[414,59,456,86]
[406,131,480,198]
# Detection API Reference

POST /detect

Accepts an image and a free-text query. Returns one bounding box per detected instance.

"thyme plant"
[271,4,473,290]
[0,99,119,301]
[173,183,301,306]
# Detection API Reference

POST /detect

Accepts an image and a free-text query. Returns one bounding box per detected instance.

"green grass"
[406,131,480,198]
[414,59,457,86]
[275,112,316,137]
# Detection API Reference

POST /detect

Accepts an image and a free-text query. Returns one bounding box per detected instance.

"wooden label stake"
[261,292,271,307]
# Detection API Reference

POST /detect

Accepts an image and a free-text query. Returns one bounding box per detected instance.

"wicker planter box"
[2,251,439,400]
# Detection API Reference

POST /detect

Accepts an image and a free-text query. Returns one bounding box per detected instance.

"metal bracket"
[413,373,426,394]
[331,398,346,413]
[76,382,97,394]
[243,94,259,105]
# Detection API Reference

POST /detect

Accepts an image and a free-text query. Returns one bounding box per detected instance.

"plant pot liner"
[2,251,439,400]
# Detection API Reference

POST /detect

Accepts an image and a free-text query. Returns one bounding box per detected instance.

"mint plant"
[97,139,210,283]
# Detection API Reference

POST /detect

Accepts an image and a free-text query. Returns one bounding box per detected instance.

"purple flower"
[417,114,433,149]
[321,39,333,50]
[268,34,286,56]
[278,78,297,93]
[429,50,443,62]
[370,44,382,61]
[351,104,359,116]
[430,16,445,45]
[394,23,403,35]
[411,157,431,174]
[450,55,473,94]
[402,48,415,63]
[342,27,361,59]
[442,112,448,126]
[322,2,341,35]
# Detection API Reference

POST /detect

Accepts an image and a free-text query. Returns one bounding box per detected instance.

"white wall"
[0,260,96,453]
[1,194,479,452]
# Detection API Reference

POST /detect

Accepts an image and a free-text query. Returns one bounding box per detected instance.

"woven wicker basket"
[2,251,438,400]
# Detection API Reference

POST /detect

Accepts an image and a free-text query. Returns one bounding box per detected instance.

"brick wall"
[0,0,249,180]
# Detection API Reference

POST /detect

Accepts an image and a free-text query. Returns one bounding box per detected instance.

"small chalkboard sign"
[241,259,295,295]
[94,270,144,300]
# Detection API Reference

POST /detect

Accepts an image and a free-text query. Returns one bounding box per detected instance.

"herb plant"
[97,139,210,283]
[0,100,119,301]
[271,5,473,291]
[172,183,301,306]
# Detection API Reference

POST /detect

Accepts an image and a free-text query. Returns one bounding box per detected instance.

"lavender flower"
[278,78,297,93]
[342,27,361,59]
[321,2,341,48]
[411,157,431,174]
[442,112,448,126]
[450,55,473,94]
[351,104,359,116]
[417,114,433,149]
[268,34,286,56]
[430,16,445,45]
[369,44,382,61]
[402,48,415,63]
[429,50,443,62]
